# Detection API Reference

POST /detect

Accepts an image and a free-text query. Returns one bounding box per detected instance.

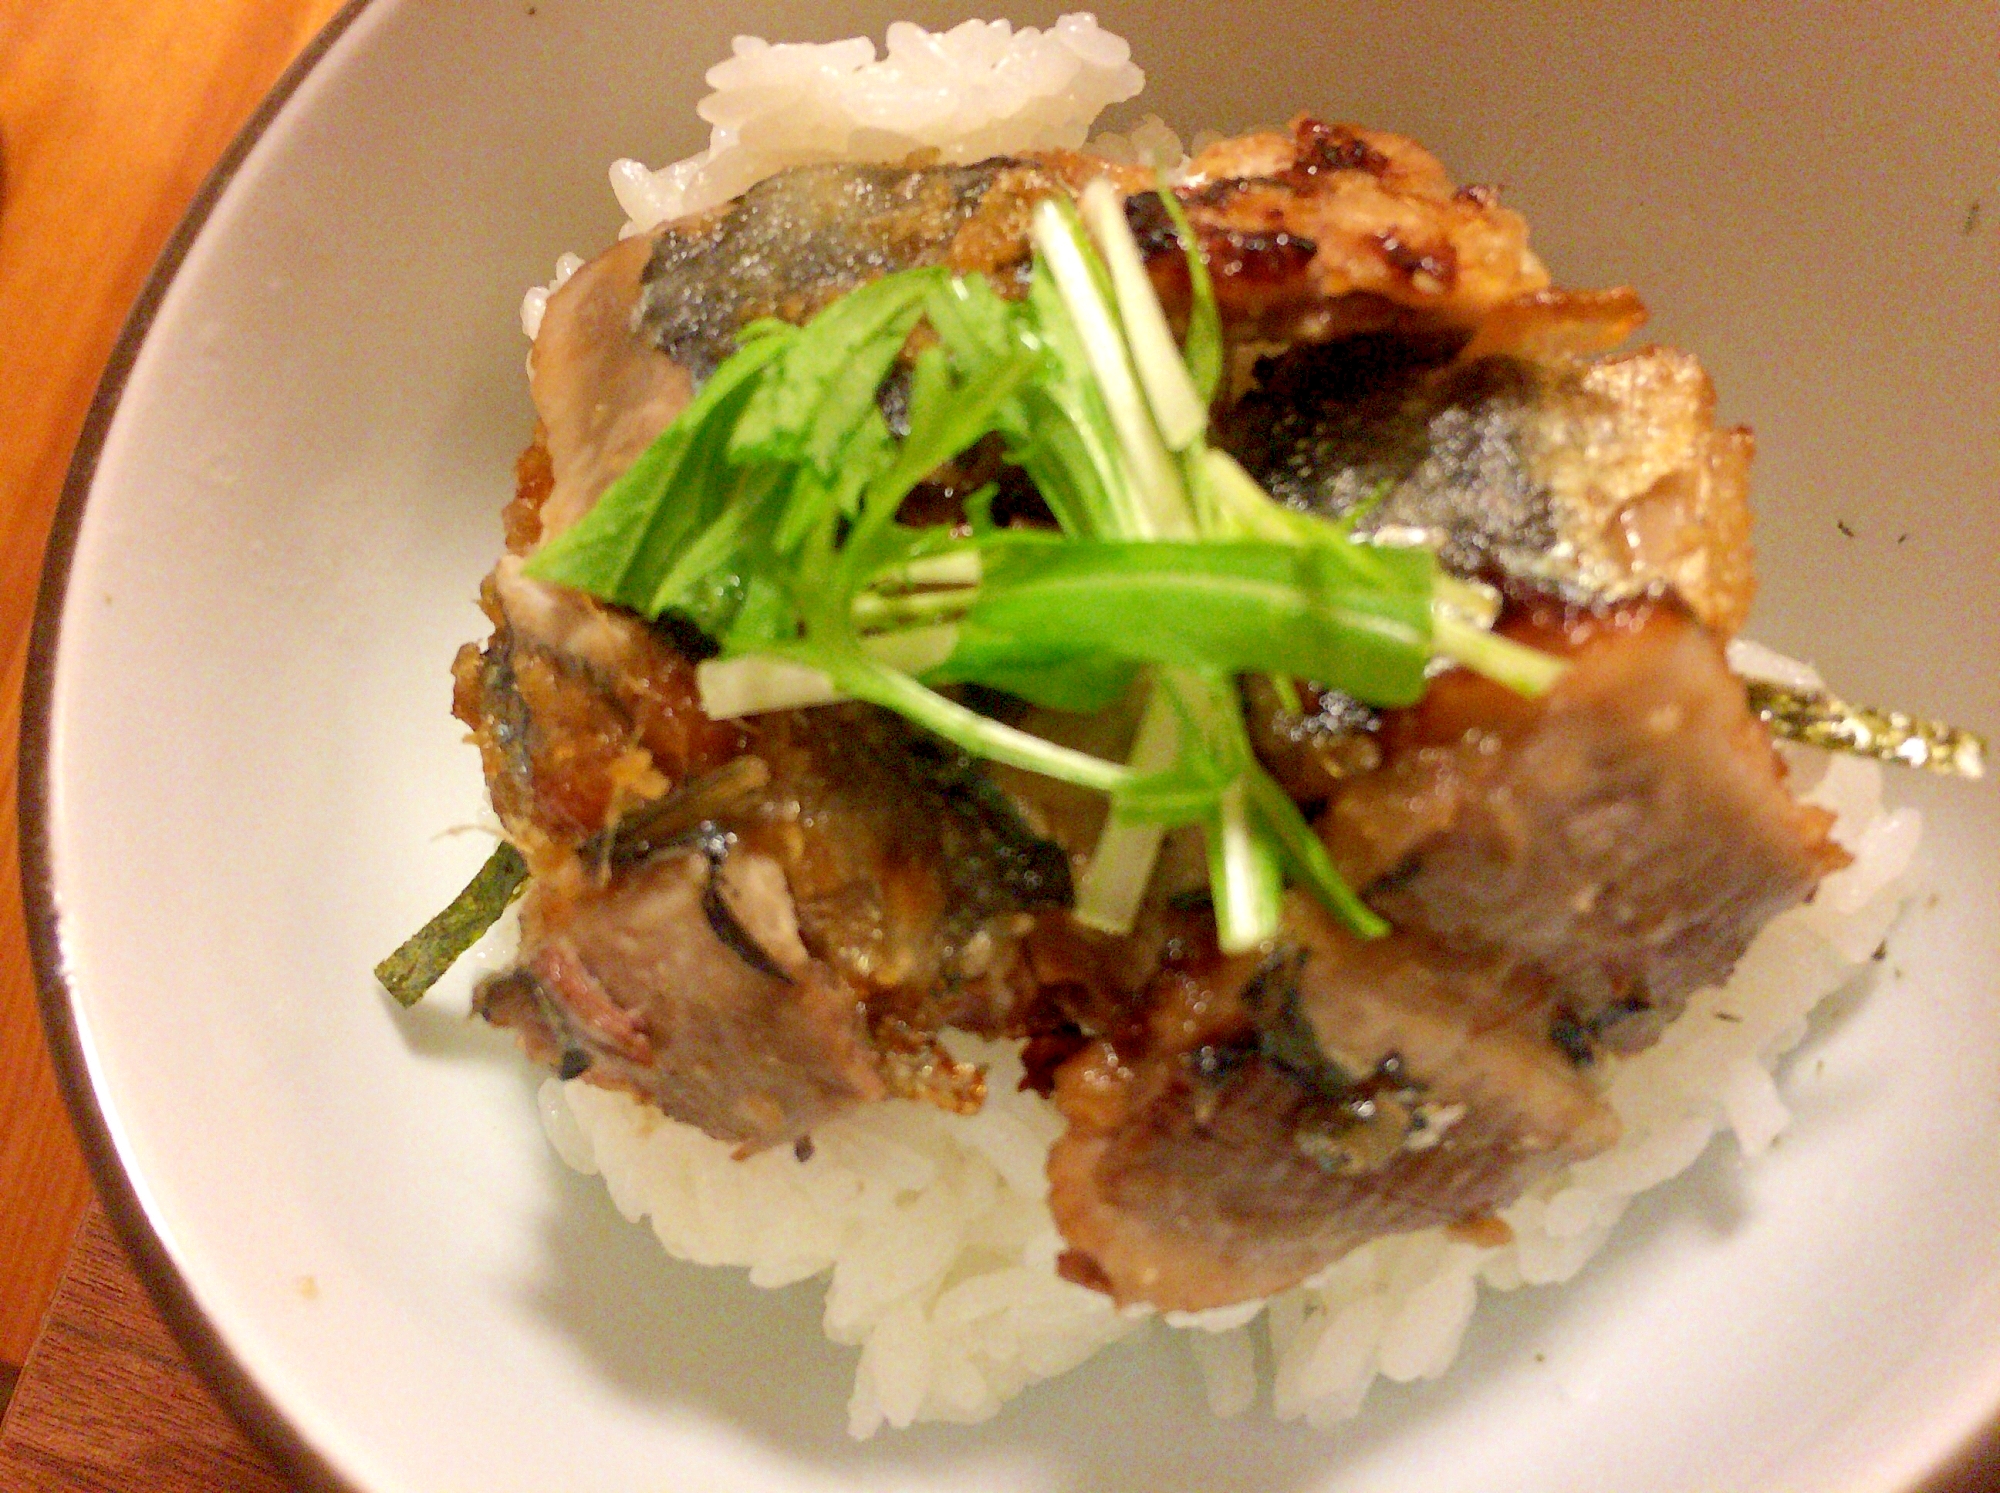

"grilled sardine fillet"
[1219,329,1756,638]
[478,848,887,1149]
[528,118,1549,541]
[1164,118,1547,344]
[458,561,1064,1149]
[1326,601,1845,1052]
[461,123,1845,1299]
[1045,906,1618,1311]
[637,116,1546,376]
[1042,602,1844,1309]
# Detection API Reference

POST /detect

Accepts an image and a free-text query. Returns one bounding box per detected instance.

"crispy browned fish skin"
[528,118,1549,544]
[452,559,743,863]
[636,117,1548,383]
[1217,329,1757,638]
[1159,117,1547,344]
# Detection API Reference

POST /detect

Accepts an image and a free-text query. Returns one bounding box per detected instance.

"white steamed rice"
[539,727,1916,1436]
[521,14,1147,340]
[515,19,1924,1438]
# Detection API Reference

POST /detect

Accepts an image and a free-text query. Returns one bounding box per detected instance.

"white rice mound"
[521,14,1145,340]
[517,22,1925,1436]
[542,702,1919,1436]
[613,15,1142,231]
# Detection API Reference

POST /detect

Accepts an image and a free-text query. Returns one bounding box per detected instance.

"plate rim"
[18,3,377,1489]
[13,6,2000,1491]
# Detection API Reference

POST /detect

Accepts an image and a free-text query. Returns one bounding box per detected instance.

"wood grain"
[0,1207,291,1492]
[0,0,348,1375]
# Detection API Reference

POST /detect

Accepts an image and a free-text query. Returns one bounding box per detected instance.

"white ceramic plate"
[29,3,2000,1490]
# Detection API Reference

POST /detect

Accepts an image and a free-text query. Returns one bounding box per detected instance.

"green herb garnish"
[524,176,1563,950]
[375,842,528,1007]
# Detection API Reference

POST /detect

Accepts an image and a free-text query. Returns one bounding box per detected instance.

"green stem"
[698,627,960,717]
[1079,179,1206,450]
[869,550,984,591]
[1210,778,1283,952]
[821,648,1132,794]
[374,843,527,1008]
[1074,676,1181,934]
[1432,573,1501,630]
[1246,771,1389,940]
[851,585,979,630]
[1267,674,1305,715]
[1153,183,1223,403]
[1433,614,1567,697]
[1032,199,1194,539]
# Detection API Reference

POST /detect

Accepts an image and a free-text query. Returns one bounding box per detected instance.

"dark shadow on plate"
[1675,1140,1753,1239]
[1643,941,1907,1243]
[1786,935,1897,1065]
[1664,952,1900,1242]
[1628,1135,1751,1245]
[1760,944,1900,1154]
[388,991,523,1064]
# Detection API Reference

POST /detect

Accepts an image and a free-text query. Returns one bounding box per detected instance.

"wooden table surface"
[0,1208,292,1492]
[0,0,345,1486]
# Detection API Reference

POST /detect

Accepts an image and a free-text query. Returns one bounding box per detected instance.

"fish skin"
[1216,332,1758,637]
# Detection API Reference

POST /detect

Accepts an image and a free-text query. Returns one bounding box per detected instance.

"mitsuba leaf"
[1006,261,1134,538]
[714,570,792,647]
[966,540,1435,705]
[524,332,791,608]
[671,569,750,640]
[923,272,1019,367]
[924,625,1139,713]
[729,270,945,474]
[649,465,788,618]
[868,345,1039,513]
[771,412,893,554]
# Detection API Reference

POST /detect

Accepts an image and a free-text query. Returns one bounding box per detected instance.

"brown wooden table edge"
[0,1204,295,1490]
